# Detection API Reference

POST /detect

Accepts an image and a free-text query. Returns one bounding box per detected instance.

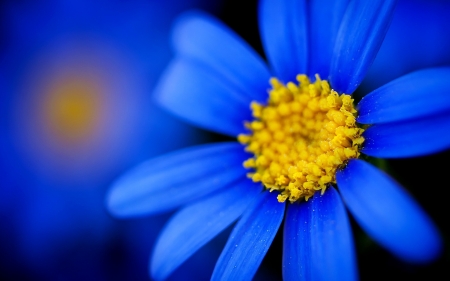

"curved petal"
[357,67,450,124]
[336,159,442,263]
[258,0,308,82]
[107,142,248,217]
[361,110,450,158]
[172,10,270,103]
[359,0,450,93]
[151,178,262,281]
[283,187,357,281]
[211,191,285,281]
[330,0,397,94]
[308,0,349,79]
[155,58,252,137]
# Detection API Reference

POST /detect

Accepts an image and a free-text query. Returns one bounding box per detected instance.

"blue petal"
[107,142,248,217]
[155,58,253,137]
[336,159,442,263]
[308,0,349,79]
[151,178,262,281]
[283,187,357,281]
[360,0,450,94]
[211,191,285,281]
[361,110,450,158]
[258,0,308,82]
[357,67,450,124]
[172,10,270,103]
[330,0,397,94]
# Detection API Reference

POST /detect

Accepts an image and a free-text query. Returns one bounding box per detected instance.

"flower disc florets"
[238,74,365,203]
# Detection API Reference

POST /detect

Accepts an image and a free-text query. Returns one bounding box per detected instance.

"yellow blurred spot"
[44,78,100,143]
[238,74,365,203]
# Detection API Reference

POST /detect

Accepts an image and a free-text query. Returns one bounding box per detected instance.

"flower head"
[238,75,364,203]
[0,0,216,279]
[107,0,448,280]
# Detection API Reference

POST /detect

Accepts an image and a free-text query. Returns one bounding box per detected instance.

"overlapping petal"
[283,187,357,281]
[172,10,270,103]
[259,0,308,82]
[361,110,450,158]
[357,67,450,124]
[308,0,349,79]
[155,58,254,136]
[336,159,442,263]
[211,191,285,281]
[330,0,397,94]
[151,178,262,281]
[107,142,248,217]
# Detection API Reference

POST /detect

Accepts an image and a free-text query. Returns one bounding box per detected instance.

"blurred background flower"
[0,0,222,280]
[1,0,450,280]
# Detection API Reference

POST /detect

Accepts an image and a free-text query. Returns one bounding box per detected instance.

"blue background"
[1,0,449,280]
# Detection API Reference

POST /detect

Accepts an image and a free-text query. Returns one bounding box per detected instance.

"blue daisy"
[0,0,218,280]
[107,0,447,280]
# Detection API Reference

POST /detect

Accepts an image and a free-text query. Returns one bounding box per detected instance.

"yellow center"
[43,78,101,144]
[238,74,365,203]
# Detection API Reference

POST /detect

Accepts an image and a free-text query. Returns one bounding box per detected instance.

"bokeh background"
[1,0,449,280]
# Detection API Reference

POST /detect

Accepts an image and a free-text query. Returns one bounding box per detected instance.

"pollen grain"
[238,74,365,203]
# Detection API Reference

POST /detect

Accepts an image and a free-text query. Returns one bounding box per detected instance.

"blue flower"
[107,0,447,280]
[0,0,218,280]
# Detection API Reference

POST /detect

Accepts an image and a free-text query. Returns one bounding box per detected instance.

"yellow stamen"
[44,78,100,143]
[238,74,365,203]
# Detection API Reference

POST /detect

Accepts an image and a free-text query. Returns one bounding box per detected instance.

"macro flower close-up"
[107,0,449,280]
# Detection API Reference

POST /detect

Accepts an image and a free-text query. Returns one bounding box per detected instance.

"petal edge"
[337,159,442,263]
